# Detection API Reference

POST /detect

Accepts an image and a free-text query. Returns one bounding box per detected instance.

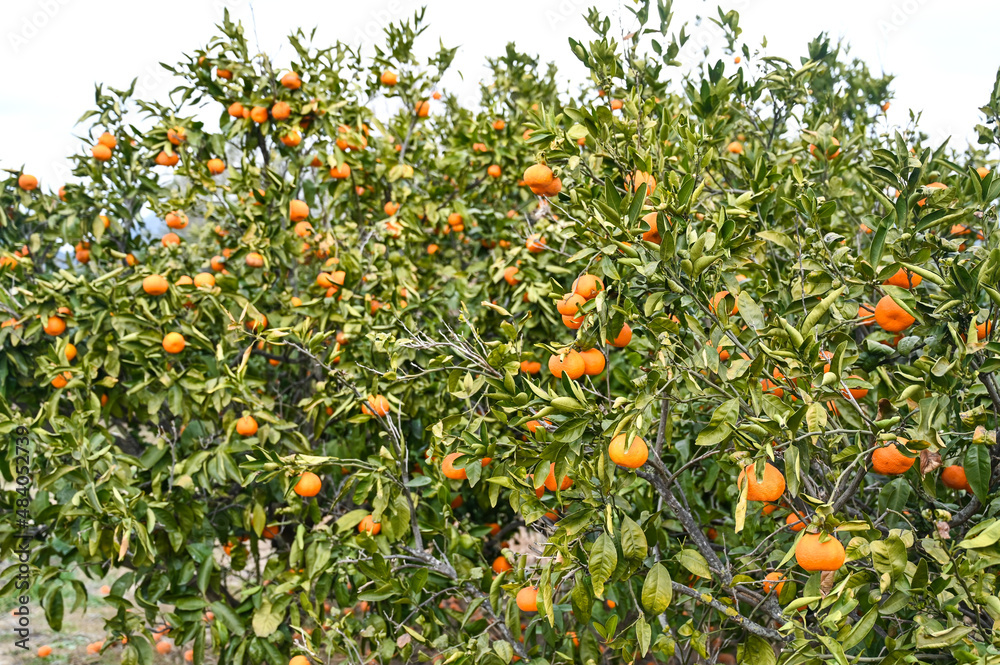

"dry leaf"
[820,570,835,595]
[935,521,951,540]
[919,450,942,475]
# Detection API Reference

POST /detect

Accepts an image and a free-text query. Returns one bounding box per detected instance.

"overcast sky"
[2,0,998,189]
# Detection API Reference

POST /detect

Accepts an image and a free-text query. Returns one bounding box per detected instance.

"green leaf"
[571,573,593,625]
[252,597,283,637]
[964,444,991,501]
[589,533,618,598]
[620,516,648,560]
[736,291,764,329]
[738,634,776,665]
[842,606,877,651]
[677,549,711,579]
[635,614,651,656]
[870,535,907,581]
[640,563,672,614]
[959,519,1000,549]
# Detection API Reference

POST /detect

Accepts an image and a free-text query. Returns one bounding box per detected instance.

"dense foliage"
[3,3,1000,664]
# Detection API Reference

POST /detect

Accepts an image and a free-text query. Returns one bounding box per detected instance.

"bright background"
[2,0,998,188]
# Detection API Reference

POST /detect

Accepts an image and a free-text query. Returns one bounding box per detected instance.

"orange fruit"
[641,211,662,244]
[548,350,585,380]
[98,132,117,149]
[795,532,845,571]
[562,314,586,330]
[710,291,738,315]
[289,656,310,665]
[917,181,947,206]
[162,233,181,246]
[294,221,313,238]
[557,293,586,316]
[43,316,66,336]
[526,234,546,253]
[236,415,258,436]
[544,464,572,491]
[64,343,77,362]
[627,170,656,193]
[533,177,562,197]
[261,525,279,539]
[384,201,400,216]
[184,649,194,662]
[504,267,521,285]
[289,199,309,221]
[156,641,172,655]
[609,433,648,469]
[362,394,390,417]
[488,164,501,178]
[737,462,785,501]
[873,295,915,333]
[492,119,506,130]
[155,151,179,166]
[92,144,112,161]
[523,164,554,188]
[380,70,398,86]
[280,71,301,89]
[100,584,111,595]
[786,512,806,532]
[808,137,841,159]
[415,101,430,117]
[294,471,322,497]
[358,514,381,535]
[175,275,193,286]
[607,323,632,348]
[441,452,469,480]
[38,646,52,658]
[883,267,922,289]
[426,243,439,255]
[580,348,606,375]
[142,274,169,295]
[941,465,973,492]
[525,419,551,436]
[188,272,214,290]
[871,441,915,475]
[329,163,351,179]
[762,572,785,595]
[857,303,875,325]
[573,275,603,299]
[207,158,225,174]
[978,320,994,340]
[976,166,990,179]
[516,587,538,612]
[228,102,245,117]
[18,174,38,190]
[51,372,71,388]
[162,332,186,354]
[610,99,623,110]
[726,141,744,154]
[841,376,868,400]
[520,360,541,374]
[167,126,186,145]
[250,106,269,123]
[281,131,301,147]
[246,252,264,268]
[492,556,512,574]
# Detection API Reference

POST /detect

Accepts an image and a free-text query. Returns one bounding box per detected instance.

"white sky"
[2,0,998,190]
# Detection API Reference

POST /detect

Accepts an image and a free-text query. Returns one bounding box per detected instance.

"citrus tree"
[3,3,1000,664]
